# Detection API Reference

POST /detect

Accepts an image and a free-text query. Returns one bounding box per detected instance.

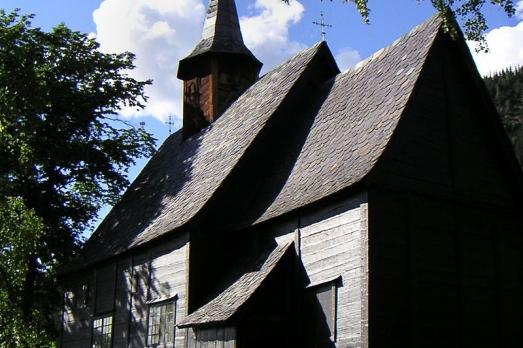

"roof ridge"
[347,15,441,75]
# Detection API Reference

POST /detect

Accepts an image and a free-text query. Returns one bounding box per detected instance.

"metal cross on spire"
[166,115,175,135]
[312,11,333,42]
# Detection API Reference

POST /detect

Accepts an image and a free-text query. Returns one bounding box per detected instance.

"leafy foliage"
[484,66,523,166]
[0,9,156,344]
[0,197,56,347]
[287,0,517,50]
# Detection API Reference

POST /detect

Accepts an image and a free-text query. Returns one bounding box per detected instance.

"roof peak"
[180,0,261,64]
[202,0,243,43]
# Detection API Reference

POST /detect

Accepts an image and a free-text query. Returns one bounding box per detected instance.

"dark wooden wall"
[368,34,523,348]
[182,55,259,139]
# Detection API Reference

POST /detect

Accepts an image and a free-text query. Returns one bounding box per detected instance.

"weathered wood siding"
[61,232,189,348]
[369,189,522,347]
[95,264,116,314]
[112,259,132,347]
[368,34,523,347]
[264,194,369,348]
[300,196,369,348]
[187,327,236,348]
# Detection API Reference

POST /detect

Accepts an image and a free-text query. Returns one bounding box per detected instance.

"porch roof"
[178,241,294,328]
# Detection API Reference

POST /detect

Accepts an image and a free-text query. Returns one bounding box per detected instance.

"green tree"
[0,198,55,347]
[0,10,155,344]
[287,0,517,50]
[484,66,523,167]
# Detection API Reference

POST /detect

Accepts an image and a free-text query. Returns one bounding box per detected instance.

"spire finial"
[313,11,333,42]
[166,115,175,135]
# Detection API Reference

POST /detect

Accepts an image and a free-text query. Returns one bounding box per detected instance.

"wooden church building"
[59,0,523,347]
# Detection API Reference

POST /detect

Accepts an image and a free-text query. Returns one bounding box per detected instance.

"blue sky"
[3,0,523,235]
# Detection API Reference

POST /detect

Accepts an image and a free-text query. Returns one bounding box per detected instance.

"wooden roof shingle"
[67,16,443,272]
[255,16,441,223]
[178,242,294,328]
[75,43,331,269]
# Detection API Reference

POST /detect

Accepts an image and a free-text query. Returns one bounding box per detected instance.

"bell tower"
[177,0,263,139]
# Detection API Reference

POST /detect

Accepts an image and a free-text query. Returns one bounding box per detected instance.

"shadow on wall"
[107,236,186,347]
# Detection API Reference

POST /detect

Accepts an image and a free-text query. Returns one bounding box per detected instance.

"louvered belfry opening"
[177,0,262,139]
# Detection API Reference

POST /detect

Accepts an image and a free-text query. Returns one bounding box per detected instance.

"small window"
[305,276,340,344]
[314,283,337,341]
[147,300,175,347]
[78,284,89,308]
[92,314,113,348]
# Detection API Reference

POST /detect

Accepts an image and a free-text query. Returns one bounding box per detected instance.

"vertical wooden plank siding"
[187,328,195,348]
[216,327,225,348]
[224,327,236,348]
[94,264,116,314]
[61,232,189,348]
[370,187,522,348]
[128,254,148,347]
[148,238,189,348]
[367,37,522,347]
[188,327,236,348]
[359,203,369,348]
[112,259,132,347]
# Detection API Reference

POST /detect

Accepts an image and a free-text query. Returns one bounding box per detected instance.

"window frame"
[146,295,178,348]
[91,312,113,348]
[305,275,341,342]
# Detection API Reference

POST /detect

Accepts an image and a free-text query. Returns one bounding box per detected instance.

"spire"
[178,0,262,79]
[177,0,263,139]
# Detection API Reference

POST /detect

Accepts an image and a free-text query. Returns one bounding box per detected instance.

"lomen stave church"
[59,0,523,347]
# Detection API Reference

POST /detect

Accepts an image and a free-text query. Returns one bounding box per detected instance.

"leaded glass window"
[92,314,112,348]
[147,301,175,346]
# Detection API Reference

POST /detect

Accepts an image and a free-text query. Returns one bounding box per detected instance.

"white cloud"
[93,0,306,121]
[517,1,523,20]
[93,0,206,121]
[240,0,306,72]
[335,47,362,72]
[469,0,523,76]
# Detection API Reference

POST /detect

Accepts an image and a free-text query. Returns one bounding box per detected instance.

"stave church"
[59,0,523,347]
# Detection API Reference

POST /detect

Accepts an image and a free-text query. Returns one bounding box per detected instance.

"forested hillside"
[483,67,523,168]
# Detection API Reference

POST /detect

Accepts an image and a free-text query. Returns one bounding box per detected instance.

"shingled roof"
[255,16,441,224]
[178,242,295,328]
[69,16,443,272]
[76,42,335,269]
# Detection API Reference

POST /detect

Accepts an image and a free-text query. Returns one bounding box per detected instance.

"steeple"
[178,0,262,139]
